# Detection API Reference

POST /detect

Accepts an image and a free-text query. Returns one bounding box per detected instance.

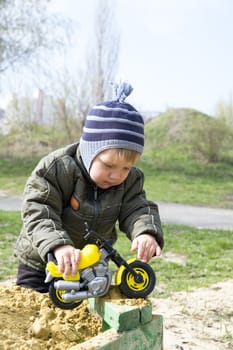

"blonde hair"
[113,148,141,163]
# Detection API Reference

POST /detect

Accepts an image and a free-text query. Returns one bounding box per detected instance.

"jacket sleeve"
[21,156,76,262]
[118,168,164,249]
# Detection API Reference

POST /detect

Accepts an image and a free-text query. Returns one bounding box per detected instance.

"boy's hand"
[131,234,161,262]
[53,245,81,277]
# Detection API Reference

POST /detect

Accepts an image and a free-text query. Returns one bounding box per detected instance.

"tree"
[75,0,120,126]
[0,0,71,74]
[0,0,120,154]
[45,0,120,131]
[91,0,120,102]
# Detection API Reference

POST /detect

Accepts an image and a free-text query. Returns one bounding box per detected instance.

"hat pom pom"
[111,81,133,103]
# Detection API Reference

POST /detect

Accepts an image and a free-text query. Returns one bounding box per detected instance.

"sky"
[49,0,233,116]
[2,0,233,116]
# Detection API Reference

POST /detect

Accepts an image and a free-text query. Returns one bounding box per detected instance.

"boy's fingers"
[70,250,81,275]
[63,257,72,276]
[131,239,138,252]
[58,258,67,275]
[137,240,161,262]
[155,245,162,256]
[131,238,152,262]
[137,241,148,262]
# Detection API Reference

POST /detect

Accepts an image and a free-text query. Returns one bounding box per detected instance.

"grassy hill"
[143,107,233,165]
[138,108,233,208]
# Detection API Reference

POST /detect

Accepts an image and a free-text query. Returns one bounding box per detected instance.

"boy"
[14,82,164,292]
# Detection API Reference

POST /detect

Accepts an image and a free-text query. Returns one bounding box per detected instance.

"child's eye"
[105,163,113,168]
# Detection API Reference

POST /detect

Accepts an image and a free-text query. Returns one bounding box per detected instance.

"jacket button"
[70,195,79,210]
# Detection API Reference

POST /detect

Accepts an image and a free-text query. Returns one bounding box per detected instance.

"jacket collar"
[75,146,95,185]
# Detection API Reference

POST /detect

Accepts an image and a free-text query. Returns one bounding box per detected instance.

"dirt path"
[153,279,233,350]
[158,202,233,230]
[1,197,233,230]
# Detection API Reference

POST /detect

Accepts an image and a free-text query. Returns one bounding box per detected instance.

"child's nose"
[109,170,123,181]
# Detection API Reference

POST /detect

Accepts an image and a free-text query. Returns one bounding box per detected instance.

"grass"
[0,211,21,279]
[1,156,233,208]
[114,226,233,297]
[2,210,232,298]
[143,171,233,208]
[0,158,39,196]
[137,153,233,208]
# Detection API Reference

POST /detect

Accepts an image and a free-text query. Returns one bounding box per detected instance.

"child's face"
[89,149,135,189]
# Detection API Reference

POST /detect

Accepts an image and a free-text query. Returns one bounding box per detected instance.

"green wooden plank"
[89,298,140,331]
[140,302,152,324]
[89,298,153,331]
[70,315,163,350]
[101,315,163,350]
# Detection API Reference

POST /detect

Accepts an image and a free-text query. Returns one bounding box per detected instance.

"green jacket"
[15,143,164,271]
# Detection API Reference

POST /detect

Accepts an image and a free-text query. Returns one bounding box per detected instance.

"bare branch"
[0,0,72,74]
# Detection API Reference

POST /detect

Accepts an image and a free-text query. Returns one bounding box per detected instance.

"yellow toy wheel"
[49,279,82,309]
[119,261,156,298]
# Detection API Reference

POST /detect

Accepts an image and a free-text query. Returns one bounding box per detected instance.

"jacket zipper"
[91,185,99,228]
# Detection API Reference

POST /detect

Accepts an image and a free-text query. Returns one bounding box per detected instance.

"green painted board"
[70,314,163,350]
[88,298,152,332]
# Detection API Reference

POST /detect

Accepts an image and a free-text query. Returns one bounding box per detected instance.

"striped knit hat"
[79,82,144,171]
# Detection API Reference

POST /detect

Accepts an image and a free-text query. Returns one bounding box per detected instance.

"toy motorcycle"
[45,224,156,309]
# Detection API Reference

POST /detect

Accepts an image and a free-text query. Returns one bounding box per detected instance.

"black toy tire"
[119,261,156,298]
[49,279,83,309]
